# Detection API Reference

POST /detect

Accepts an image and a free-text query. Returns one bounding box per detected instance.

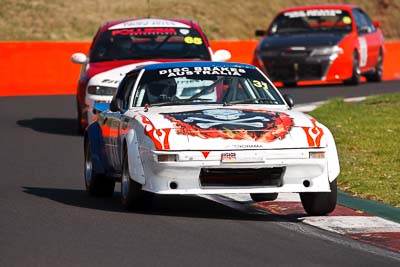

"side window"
[353,8,375,34]
[352,9,362,30]
[122,74,139,110]
[113,73,139,111]
[360,10,376,32]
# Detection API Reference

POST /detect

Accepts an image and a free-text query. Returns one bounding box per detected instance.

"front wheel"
[344,51,360,86]
[121,151,153,210]
[250,193,279,202]
[84,141,115,196]
[300,179,337,216]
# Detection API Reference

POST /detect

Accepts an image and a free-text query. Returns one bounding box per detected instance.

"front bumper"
[262,54,331,82]
[259,52,352,83]
[139,149,332,194]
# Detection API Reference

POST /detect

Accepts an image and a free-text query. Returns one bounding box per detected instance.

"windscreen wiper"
[149,98,213,107]
[223,98,277,106]
[189,77,224,99]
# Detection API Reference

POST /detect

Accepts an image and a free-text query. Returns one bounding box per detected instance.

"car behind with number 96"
[84,61,340,215]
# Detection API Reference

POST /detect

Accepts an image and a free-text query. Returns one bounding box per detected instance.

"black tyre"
[344,51,360,85]
[250,193,279,202]
[365,50,383,82]
[84,140,115,196]
[121,150,153,210]
[300,179,337,216]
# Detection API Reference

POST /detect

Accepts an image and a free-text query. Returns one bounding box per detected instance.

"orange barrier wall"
[0,42,91,96]
[0,40,399,96]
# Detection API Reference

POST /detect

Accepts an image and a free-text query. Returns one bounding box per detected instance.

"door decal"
[302,118,324,147]
[142,116,171,150]
[358,37,368,67]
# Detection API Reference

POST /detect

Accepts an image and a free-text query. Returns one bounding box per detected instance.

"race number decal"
[252,80,269,89]
[358,37,368,67]
[342,16,352,24]
[184,36,203,45]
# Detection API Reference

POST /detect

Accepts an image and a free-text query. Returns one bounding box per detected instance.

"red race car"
[252,5,384,87]
[71,18,231,133]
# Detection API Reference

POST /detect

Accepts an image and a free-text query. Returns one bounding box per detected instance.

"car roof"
[280,4,357,13]
[137,61,257,71]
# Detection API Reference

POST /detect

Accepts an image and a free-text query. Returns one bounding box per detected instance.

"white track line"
[302,216,400,234]
[293,96,367,112]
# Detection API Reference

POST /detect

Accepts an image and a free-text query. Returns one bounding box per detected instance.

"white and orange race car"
[84,61,340,215]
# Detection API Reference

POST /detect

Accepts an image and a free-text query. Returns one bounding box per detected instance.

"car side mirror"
[283,94,295,108]
[71,53,88,64]
[212,49,231,62]
[373,20,380,28]
[255,30,266,37]
[358,26,370,34]
[109,98,122,112]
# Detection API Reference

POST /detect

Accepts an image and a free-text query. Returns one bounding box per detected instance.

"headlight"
[311,46,343,56]
[87,86,117,95]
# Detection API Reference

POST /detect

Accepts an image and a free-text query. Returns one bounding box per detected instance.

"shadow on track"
[17,118,79,136]
[22,186,301,223]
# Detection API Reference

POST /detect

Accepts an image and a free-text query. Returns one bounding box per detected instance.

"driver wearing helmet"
[145,79,177,104]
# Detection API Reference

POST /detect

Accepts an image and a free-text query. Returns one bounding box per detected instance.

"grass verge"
[309,93,400,207]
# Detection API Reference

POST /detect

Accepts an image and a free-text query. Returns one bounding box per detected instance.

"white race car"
[84,61,340,215]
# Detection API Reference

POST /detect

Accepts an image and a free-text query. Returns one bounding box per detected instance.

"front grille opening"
[264,62,325,81]
[199,167,285,188]
[298,64,322,79]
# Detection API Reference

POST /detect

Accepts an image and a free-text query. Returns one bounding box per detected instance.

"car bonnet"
[130,106,328,150]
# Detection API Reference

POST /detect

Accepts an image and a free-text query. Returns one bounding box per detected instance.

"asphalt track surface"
[1,81,400,266]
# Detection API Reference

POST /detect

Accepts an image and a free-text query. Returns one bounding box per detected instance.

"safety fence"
[0,40,399,96]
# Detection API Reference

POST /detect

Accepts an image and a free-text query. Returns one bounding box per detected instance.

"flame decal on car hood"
[162,108,294,143]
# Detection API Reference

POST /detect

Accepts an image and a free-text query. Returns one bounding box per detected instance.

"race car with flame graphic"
[84,61,340,215]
